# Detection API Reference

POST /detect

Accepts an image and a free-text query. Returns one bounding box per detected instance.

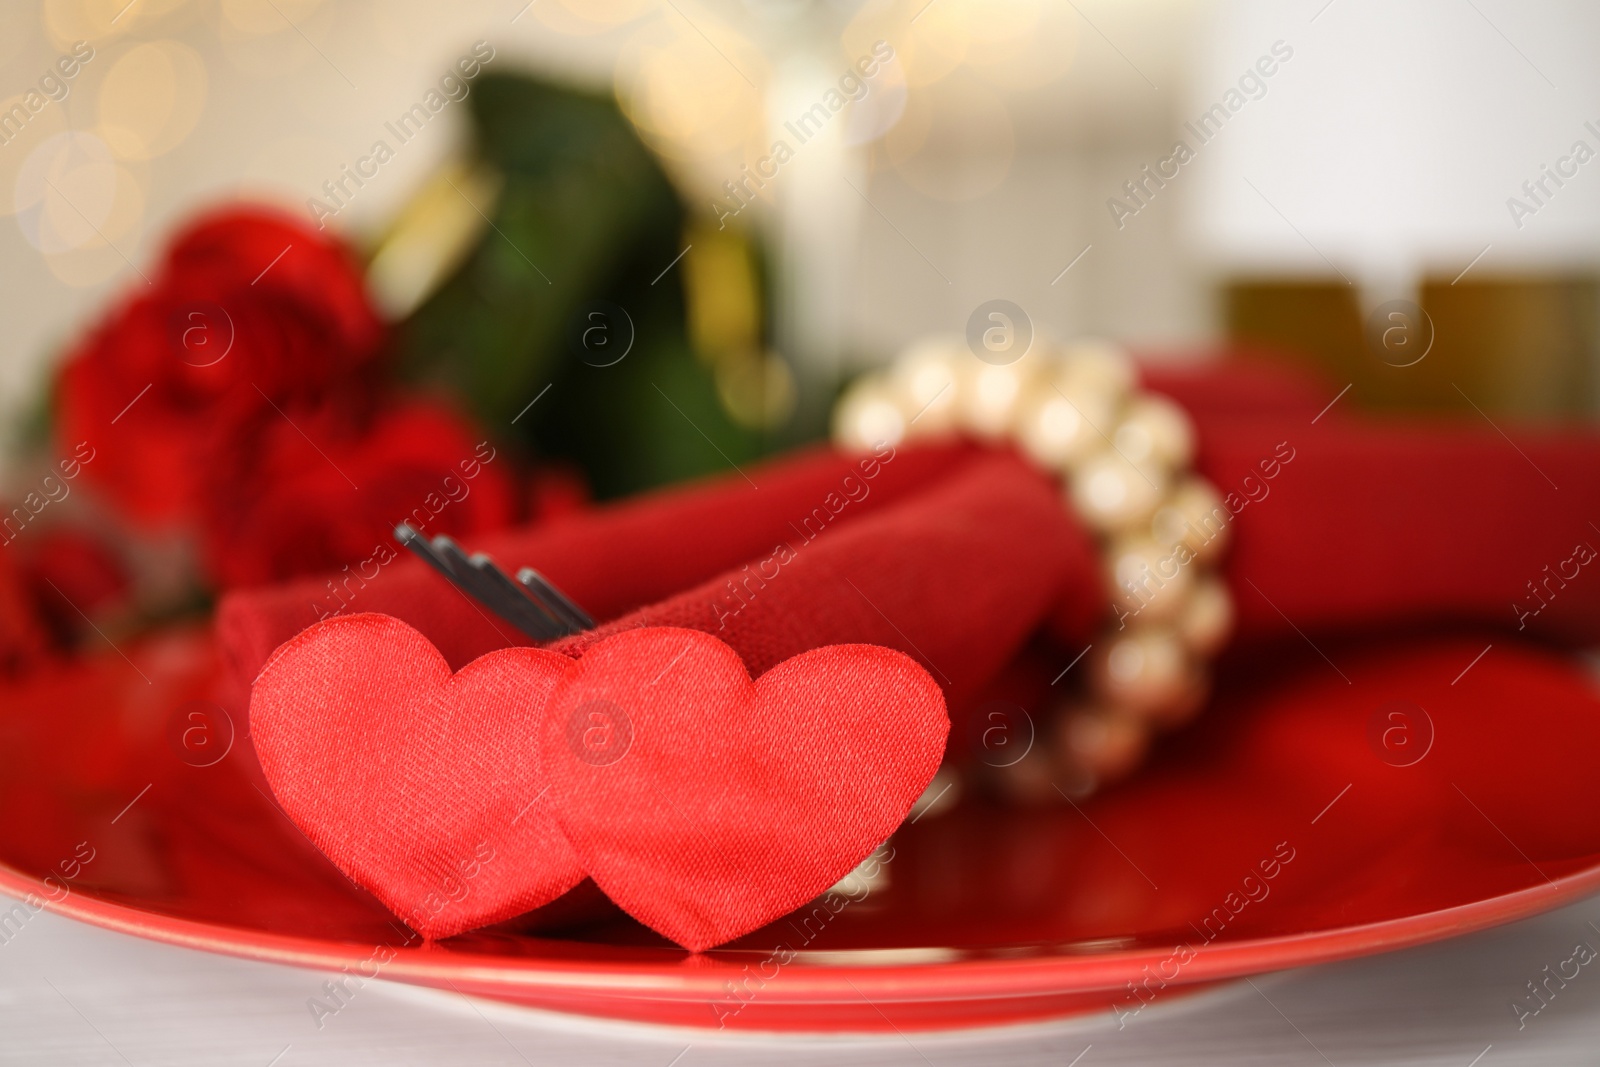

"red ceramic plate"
[2,625,1598,1031]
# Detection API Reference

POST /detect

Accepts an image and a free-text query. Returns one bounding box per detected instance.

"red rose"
[198,398,515,590]
[20,527,131,650]
[56,204,384,526]
[0,543,50,676]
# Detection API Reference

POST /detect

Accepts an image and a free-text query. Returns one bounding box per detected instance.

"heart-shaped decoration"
[252,616,947,949]
[249,613,585,939]
[539,628,948,951]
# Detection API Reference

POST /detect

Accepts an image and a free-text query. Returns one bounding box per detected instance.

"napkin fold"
[219,361,1600,718]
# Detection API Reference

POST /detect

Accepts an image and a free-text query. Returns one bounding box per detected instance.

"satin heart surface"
[252,616,947,949]
[249,613,585,939]
[539,628,948,952]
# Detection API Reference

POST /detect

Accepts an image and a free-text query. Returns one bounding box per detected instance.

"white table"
[3,896,1598,1066]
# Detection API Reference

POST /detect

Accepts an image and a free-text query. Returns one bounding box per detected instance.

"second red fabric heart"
[539,628,949,952]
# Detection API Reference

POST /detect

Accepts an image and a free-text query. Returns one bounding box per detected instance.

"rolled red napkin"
[550,451,1098,711]
[219,360,1600,725]
[1146,362,1600,647]
[217,440,976,682]
[219,444,1098,716]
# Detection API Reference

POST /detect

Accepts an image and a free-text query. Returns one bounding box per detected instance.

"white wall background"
[2,0,1596,481]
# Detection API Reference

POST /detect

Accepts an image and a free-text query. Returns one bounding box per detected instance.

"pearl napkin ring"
[832,337,1234,793]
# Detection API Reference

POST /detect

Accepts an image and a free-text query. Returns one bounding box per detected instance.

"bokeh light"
[97,40,208,162]
[14,129,145,288]
[884,69,1015,202]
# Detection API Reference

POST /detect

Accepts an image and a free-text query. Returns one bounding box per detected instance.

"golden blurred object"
[678,222,795,431]
[1226,277,1599,419]
[683,225,762,358]
[714,352,797,431]
[367,158,502,319]
[1059,705,1149,785]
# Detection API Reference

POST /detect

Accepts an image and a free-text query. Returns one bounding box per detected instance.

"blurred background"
[3,6,1600,1055]
[2,0,1599,572]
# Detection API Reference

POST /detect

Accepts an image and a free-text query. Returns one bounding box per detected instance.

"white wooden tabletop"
[3,894,1598,1066]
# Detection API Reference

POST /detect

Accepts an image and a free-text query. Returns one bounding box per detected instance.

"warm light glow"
[97,40,208,161]
[41,0,132,51]
[537,0,654,36]
[884,70,1014,202]
[219,0,324,37]
[0,93,70,218]
[615,20,766,161]
[14,130,144,271]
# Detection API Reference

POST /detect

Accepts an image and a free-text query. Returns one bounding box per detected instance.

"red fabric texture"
[541,629,947,952]
[547,452,1094,713]
[249,615,946,949]
[1137,362,1600,645]
[1193,416,1600,646]
[219,440,987,685]
[249,614,585,939]
[221,366,1600,703]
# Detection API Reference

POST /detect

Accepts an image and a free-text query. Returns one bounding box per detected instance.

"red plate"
[2,625,1597,1031]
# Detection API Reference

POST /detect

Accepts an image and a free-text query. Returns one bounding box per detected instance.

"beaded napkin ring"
[832,337,1234,795]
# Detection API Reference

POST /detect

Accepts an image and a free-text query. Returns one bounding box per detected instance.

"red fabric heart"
[252,616,947,950]
[539,628,948,952]
[249,613,584,939]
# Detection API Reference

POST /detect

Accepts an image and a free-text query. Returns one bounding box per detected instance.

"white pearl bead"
[957,359,1036,439]
[1013,385,1096,468]
[1015,364,1118,463]
[1058,704,1148,783]
[1151,478,1231,562]
[1088,626,1189,716]
[1057,339,1136,401]
[991,743,1063,806]
[1178,577,1234,656]
[1106,536,1194,623]
[1143,670,1209,728]
[832,377,907,454]
[890,337,963,437]
[1069,451,1166,534]
[1113,395,1195,477]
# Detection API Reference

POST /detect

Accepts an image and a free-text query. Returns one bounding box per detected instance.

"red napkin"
[219,441,977,684]
[1146,361,1600,647]
[221,361,1600,704]
[218,443,1102,719]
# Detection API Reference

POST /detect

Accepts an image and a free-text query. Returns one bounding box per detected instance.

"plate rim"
[5,857,1597,1006]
